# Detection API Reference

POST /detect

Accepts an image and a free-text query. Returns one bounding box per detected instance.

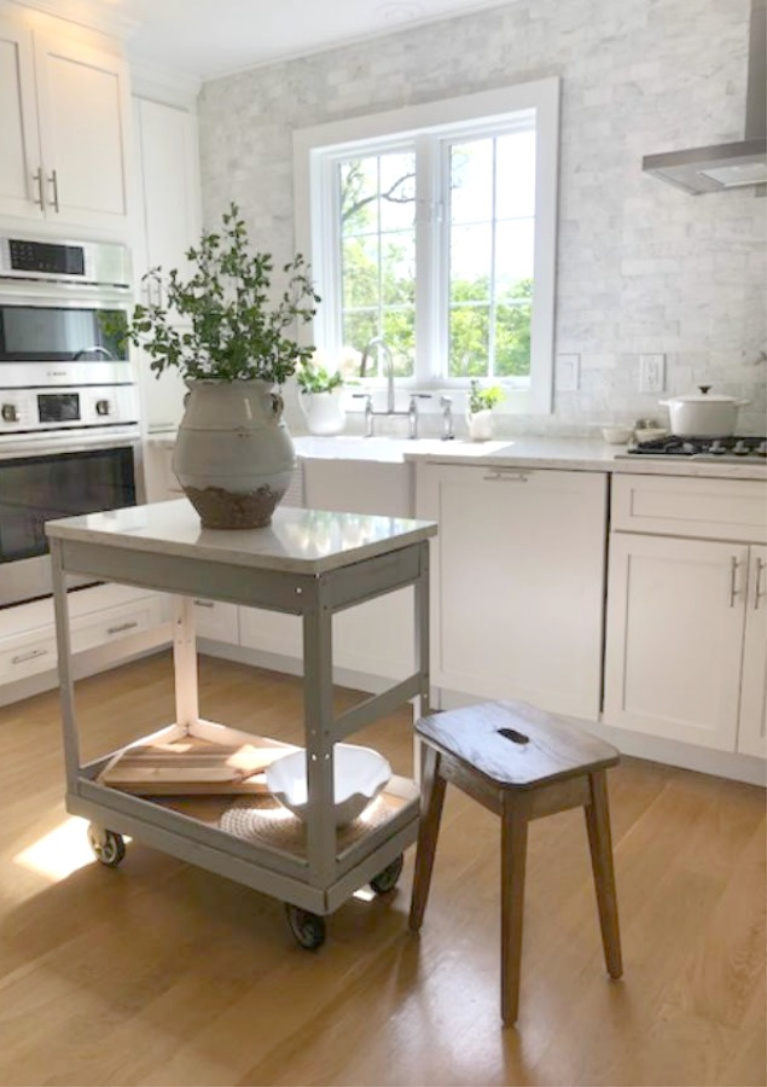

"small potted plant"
[467,380,504,441]
[296,352,346,435]
[123,203,320,529]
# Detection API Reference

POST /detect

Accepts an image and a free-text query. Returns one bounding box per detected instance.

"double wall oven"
[0,236,141,609]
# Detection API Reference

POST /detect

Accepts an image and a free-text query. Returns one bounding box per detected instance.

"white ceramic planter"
[300,389,346,435]
[659,386,749,438]
[173,379,296,529]
[467,409,494,441]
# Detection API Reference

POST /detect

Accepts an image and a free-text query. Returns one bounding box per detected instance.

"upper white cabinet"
[416,463,608,720]
[0,13,132,230]
[604,475,767,756]
[133,97,201,433]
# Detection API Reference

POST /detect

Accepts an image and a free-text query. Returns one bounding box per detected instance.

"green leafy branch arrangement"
[125,203,320,385]
[469,379,504,414]
[296,356,344,394]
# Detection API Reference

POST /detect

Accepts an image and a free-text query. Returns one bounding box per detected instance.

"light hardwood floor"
[0,651,764,1087]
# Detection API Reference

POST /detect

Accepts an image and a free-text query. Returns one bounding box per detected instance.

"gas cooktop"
[617,435,767,462]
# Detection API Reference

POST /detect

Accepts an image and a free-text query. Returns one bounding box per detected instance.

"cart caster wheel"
[285,904,326,950]
[88,825,126,868]
[370,854,404,895]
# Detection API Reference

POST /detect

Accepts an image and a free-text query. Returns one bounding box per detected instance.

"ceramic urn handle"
[268,390,284,418]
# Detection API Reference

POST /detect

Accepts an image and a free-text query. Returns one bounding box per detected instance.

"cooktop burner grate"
[619,435,767,461]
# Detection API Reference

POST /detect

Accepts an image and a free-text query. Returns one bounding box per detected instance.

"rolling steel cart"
[47,499,436,948]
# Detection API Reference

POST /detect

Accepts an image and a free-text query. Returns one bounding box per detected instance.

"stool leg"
[500,794,528,1026]
[584,769,623,979]
[408,746,446,932]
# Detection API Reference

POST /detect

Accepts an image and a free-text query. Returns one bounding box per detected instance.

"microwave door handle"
[73,346,115,361]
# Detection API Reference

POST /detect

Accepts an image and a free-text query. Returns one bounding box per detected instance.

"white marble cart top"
[45,499,437,574]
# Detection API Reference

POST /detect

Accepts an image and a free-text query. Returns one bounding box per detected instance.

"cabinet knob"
[1,403,18,423]
[95,399,111,416]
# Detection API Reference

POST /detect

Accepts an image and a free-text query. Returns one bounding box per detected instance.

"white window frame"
[293,78,559,414]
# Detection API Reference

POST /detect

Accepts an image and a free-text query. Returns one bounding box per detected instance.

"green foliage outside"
[123,203,320,385]
[339,156,532,382]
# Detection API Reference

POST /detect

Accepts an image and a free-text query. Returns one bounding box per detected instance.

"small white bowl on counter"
[601,426,634,445]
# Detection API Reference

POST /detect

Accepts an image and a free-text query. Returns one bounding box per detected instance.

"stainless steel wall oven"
[0,235,142,608]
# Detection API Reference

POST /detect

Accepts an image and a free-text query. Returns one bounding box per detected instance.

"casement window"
[294,79,559,413]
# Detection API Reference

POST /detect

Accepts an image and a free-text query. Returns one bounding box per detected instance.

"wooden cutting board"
[98,740,289,796]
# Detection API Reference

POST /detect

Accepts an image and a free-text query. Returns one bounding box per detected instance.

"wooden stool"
[408,700,623,1026]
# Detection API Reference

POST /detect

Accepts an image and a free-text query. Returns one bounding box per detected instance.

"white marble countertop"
[45,499,437,574]
[146,432,767,481]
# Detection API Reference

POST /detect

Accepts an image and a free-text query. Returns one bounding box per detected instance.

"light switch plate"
[557,353,580,392]
[640,354,666,393]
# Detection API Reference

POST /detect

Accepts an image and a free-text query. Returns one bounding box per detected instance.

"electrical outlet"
[557,353,580,392]
[639,354,666,394]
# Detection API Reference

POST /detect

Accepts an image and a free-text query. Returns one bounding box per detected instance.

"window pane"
[342,311,377,359]
[495,130,536,220]
[383,309,415,376]
[495,220,535,300]
[382,232,415,305]
[450,224,492,303]
[342,236,379,309]
[450,139,493,225]
[448,305,489,377]
[340,158,378,236]
[495,302,532,378]
[379,153,416,231]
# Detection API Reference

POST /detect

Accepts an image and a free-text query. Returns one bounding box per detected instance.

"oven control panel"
[0,385,139,436]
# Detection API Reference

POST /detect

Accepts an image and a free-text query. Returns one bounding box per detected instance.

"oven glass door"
[0,446,136,570]
[0,304,128,363]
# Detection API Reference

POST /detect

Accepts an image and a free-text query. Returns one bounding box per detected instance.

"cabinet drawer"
[612,474,767,543]
[191,598,239,643]
[0,631,57,681]
[71,597,161,654]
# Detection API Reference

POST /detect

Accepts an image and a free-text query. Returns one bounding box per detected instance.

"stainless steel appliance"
[617,435,767,463]
[0,235,141,608]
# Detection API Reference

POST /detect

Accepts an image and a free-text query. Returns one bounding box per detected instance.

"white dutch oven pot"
[660,385,750,438]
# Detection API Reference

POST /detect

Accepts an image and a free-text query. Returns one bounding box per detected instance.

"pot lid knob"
[698,385,711,395]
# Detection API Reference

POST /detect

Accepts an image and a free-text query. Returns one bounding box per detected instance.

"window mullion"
[488,137,498,379]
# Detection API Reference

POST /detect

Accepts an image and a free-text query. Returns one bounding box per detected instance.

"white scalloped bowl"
[266,744,392,827]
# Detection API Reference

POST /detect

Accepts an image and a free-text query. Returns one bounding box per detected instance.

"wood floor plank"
[0,652,764,1086]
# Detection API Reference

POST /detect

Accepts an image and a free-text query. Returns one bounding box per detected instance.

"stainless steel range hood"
[642,0,766,194]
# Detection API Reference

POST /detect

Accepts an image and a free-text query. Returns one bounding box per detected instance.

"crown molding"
[5,0,141,39]
[128,55,201,108]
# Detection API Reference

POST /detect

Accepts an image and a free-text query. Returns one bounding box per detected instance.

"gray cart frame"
[48,505,434,919]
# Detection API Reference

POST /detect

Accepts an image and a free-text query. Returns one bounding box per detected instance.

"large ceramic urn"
[173,380,295,529]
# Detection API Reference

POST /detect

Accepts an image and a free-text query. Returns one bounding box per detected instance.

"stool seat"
[409,699,623,1027]
[415,700,619,789]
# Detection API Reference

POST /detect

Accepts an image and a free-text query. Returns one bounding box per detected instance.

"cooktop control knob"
[95,399,111,416]
[1,403,18,423]
[733,440,749,456]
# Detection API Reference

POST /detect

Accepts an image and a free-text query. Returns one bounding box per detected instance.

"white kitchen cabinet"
[416,462,608,719]
[0,12,132,229]
[603,475,767,756]
[132,97,201,434]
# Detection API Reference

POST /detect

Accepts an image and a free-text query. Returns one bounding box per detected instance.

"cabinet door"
[738,546,767,758]
[133,99,201,432]
[34,35,132,229]
[604,534,748,751]
[0,15,42,220]
[417,464,607,719]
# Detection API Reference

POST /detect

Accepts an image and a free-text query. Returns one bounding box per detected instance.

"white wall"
[197,0,766,435]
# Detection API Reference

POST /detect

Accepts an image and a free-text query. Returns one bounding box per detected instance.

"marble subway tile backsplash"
[198,0,766,435]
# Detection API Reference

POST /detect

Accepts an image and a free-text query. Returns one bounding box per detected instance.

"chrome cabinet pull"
[483,470,529,483]
[729,556,741,607]
[32,168,44,208]
[194,600,215,609]
[754,557,765,611]
[12,646,50,665]
[48,168,60,212]
[106,620,138,635]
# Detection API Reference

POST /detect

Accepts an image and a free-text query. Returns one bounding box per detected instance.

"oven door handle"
[73,346,115,361]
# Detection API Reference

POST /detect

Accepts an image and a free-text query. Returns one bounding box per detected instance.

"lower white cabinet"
[0,584,167,686]
[190,598,239,644]
[416,462,608,719]
[603,475,766,756]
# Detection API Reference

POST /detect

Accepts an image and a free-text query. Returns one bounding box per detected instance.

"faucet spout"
[360,335,396,413]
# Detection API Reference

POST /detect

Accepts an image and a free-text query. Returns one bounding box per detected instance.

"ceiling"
[11,0,512,81]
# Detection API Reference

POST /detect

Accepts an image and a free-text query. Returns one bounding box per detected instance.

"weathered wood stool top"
[415,700,619,789]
